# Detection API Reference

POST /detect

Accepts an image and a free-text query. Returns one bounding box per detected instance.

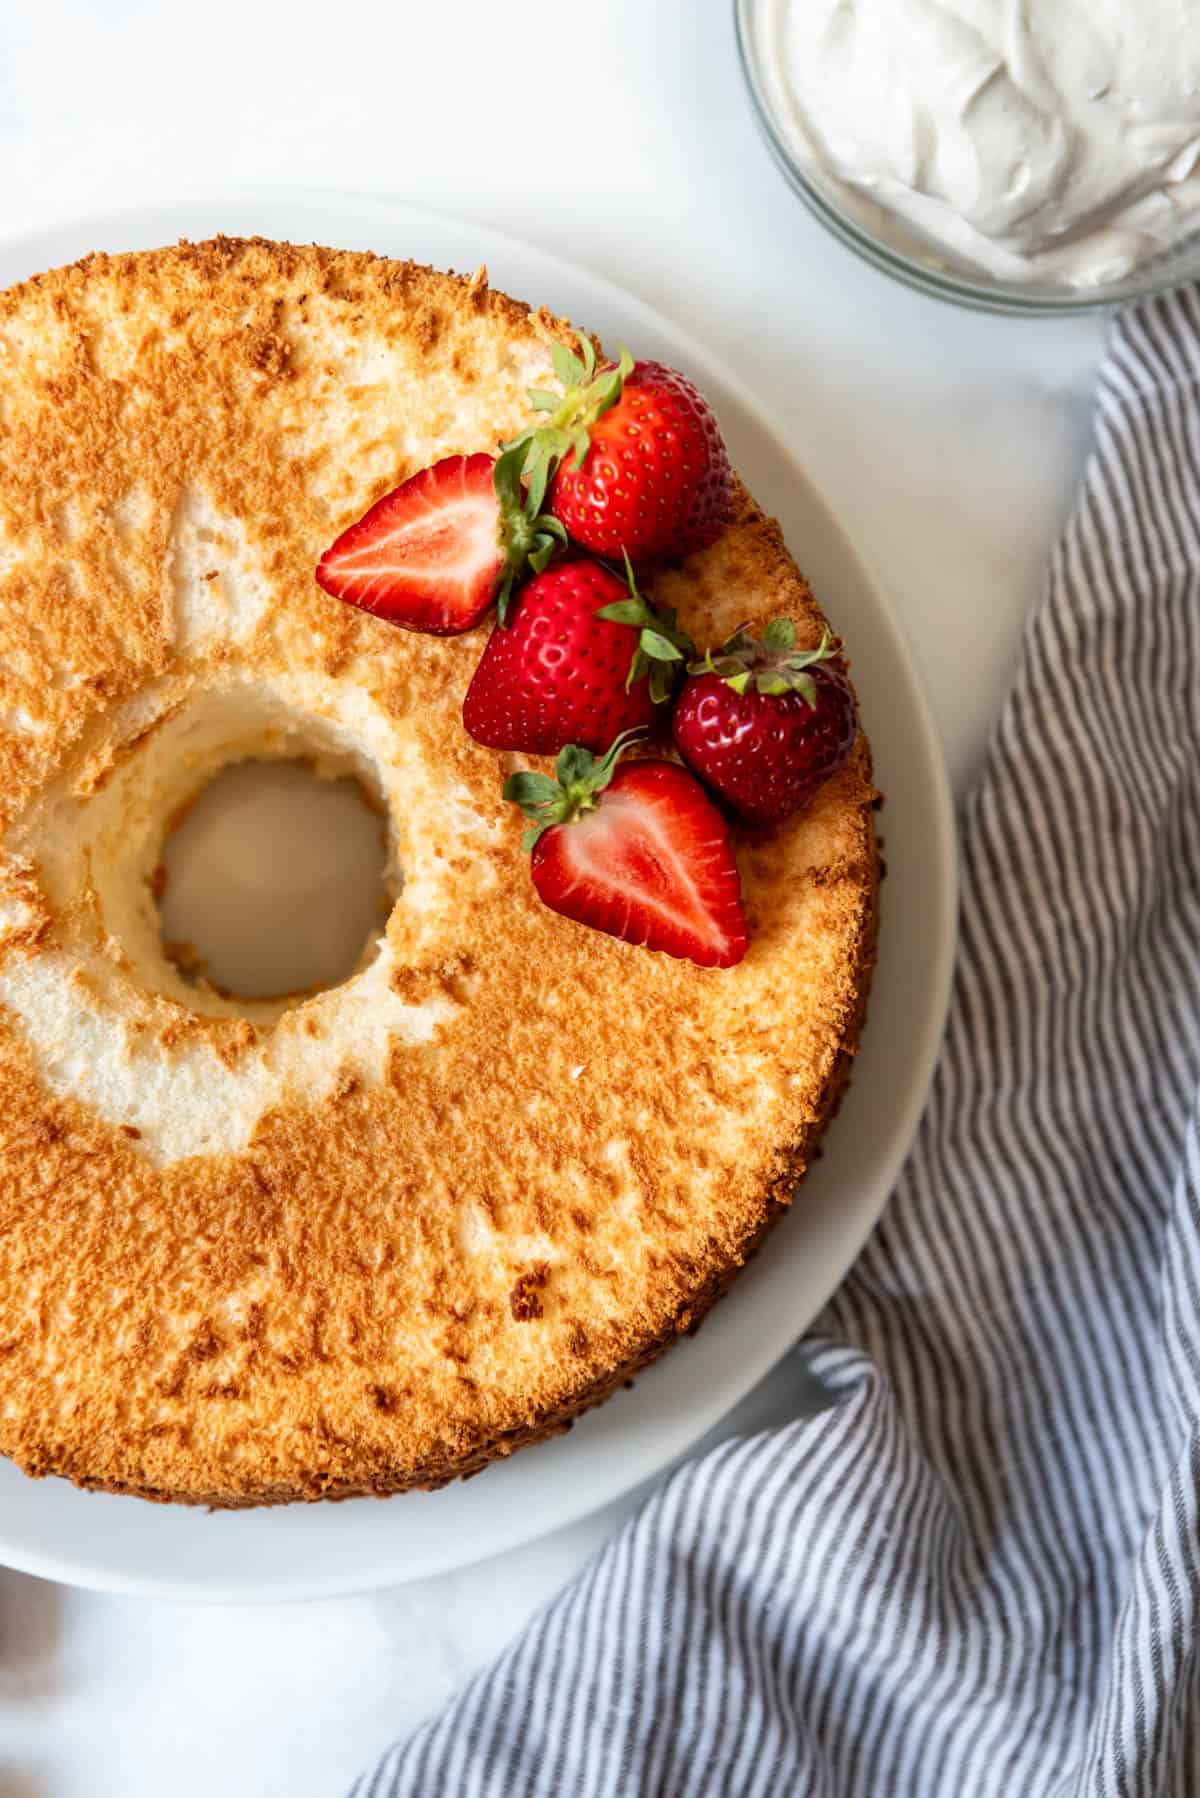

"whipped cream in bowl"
[736,0,1200,312]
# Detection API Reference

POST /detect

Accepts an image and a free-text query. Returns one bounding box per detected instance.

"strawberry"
[462,555,692,756]
[672,621,857,824]
[510,340,732,569]
[505,735,748,968]
[315,445,564,635]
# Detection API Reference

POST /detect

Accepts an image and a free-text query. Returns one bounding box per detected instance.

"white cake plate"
[0,194,956,1599]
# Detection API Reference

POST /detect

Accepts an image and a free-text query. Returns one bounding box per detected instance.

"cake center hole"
[157,758,390,1003]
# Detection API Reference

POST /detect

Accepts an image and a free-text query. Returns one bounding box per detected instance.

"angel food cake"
[0,239,877,1506]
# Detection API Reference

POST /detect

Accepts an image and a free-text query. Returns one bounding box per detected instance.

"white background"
[0,0,1105,1793]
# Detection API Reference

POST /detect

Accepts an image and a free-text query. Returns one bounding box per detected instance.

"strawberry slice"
[315,447,565,636]
[505,735,747,968]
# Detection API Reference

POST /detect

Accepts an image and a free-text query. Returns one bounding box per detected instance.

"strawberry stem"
[492,441,568,624]
[688,622,840,707]
[594,552,695,704]
[501,339,636,532]
[504,729,646,852]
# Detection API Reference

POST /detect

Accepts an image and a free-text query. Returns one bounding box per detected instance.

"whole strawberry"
[504,734,747,968]
[673,621,857,825]
[512,340,732,569]
[462,556,692,757]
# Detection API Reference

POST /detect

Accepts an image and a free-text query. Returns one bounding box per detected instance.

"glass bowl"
[734,0,1200,318]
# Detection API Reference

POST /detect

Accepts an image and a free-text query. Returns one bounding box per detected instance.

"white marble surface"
[0,0,1109,1792]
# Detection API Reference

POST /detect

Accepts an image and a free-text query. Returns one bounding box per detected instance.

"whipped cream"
[750,0,1200,288]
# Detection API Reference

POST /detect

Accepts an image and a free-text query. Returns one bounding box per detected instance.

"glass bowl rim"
[733,0,1200,319]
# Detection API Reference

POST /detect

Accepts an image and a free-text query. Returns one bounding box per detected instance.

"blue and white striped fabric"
[353,289,1200,1798]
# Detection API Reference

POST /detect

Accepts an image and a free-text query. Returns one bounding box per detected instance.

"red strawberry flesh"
[315,453,503,636]
[531,761,747,967]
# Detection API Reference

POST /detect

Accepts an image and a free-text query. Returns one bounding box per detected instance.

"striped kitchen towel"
[352,288,1200,1798]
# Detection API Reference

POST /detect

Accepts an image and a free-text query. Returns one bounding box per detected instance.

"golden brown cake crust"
[0,238,878,1506]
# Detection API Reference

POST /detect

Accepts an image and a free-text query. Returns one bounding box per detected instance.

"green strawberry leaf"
[555,742,595,787]
[591,728,643,789]
[596,597,655,628]
[686,620,838,706]
[492,440,526,512]
[500,337,633,506]
[595,553,695,701]
[551,342,585,389]
[504,771,562,809]
[639,629,684,662]
[504,728,647,850]
[762,617,797,652]
[649,661,676,706]
[523,451,550,518]
[528,526,566,575]
[492,441,571,624]
[690,652,746,679]
[496,566,519,627]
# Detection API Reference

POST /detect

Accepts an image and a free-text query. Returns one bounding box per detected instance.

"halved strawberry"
[315,446,564,635]
[509,341,733,569]
[505,735,748,968]
[462,555,692,756]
